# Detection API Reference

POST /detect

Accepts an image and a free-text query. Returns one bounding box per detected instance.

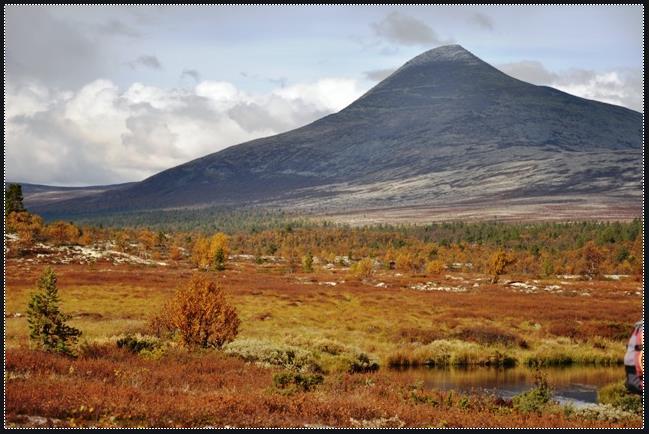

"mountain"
[31,45,642,221]
[9,182,135,210]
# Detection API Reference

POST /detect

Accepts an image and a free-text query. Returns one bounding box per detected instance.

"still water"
[391,365,623,406]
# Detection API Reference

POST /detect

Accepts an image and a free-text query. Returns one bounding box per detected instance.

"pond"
[391,365,624,406]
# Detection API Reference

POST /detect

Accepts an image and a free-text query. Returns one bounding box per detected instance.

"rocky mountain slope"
[30,45,642,220]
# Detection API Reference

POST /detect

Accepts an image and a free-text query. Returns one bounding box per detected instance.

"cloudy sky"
[5,5,643,186]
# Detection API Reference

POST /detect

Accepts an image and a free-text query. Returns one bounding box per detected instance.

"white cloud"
[273,78,363,112]
[498,61,642,112]
[552,70,642,111]
[6,77,366,186]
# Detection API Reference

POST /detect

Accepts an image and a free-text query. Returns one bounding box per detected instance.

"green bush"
[512,371,553,413]
[347,352,380,373]
[312,338,348,356]
[116,334,160,354]
[273,371,324,392]
[570,404,640,422]
[301,253,314,272]
[598,381,643,413]
[224,339,323,373]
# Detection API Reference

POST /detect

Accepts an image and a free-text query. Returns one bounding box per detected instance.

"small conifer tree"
[26,267,82,356]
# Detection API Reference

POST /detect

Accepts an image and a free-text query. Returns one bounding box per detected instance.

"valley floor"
[4,254,643,427]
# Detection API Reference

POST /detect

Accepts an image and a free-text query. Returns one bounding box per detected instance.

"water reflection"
[391,365,623,405]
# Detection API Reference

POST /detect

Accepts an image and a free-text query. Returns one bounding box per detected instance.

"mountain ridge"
[29,44,642,221]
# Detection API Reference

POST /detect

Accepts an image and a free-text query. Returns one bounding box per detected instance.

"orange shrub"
[425,260,445,275]
[395,251,424,274]
[44,221,80,246]
[155,273,240,348]
[169,245,183,261]
[6,211,44,248]
[137,229,157,252]
[575,241,604,278]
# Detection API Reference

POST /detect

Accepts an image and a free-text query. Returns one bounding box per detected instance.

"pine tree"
[5,183,26,215]
[26,267,82,356]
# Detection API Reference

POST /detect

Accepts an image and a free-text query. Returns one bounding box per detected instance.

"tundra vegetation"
[4,201,643,427]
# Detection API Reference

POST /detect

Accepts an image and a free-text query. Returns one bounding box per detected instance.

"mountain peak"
[33,45,642,218]
[349,44,503,108]
[404,44,481,67]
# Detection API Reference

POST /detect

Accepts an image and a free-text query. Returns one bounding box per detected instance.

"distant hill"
[29,45,642,222]
[7,182,135,209]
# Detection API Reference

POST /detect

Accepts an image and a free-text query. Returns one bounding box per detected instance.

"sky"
[5,5,644,186]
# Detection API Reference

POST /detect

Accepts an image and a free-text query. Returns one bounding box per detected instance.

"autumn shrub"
[575,241,604,278]
[137,229,157,257]
[348,258,374,279]
[425,260,445,275]
[44,221,80,246]
[5,211,44,255]
[395,251,424,274]
[6,211,43,239]
[26,267,82,356]
[487,250,516,283]
[154,273,239,349]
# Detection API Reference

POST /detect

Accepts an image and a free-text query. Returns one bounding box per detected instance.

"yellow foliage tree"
[44,221,80,246]
[112,230,130,252]
[575,241,604,278]
[137,229,157,259]
[78,226,97,246]
[192,233,230,270]
[488,250,516,283]
[155,274,240,348]
[6,211,43,249]
[395,251,424,274]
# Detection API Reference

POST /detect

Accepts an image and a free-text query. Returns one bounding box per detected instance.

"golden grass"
[4,258,643,427]
[5,260,641,367]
